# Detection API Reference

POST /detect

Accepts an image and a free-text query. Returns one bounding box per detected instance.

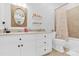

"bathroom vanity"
[0,32,55,56]
[0,3,56,56]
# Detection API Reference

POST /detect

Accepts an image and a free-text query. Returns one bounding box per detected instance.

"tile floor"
[46,49,69,56]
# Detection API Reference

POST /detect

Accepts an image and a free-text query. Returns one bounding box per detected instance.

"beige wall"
[67,6,79,38]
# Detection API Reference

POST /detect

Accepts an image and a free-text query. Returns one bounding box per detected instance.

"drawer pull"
[19,38,22,40]
[44,49,46,51]
[44,35,46,38]
[44,42,46,44]
[21,44,23,47]
[18,45,20,47]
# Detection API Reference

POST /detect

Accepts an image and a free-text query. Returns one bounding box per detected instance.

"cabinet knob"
[2,21,5,24]
[21,44,23,47]
[44,49,46,51]
[19,38,22,40]
[44,42,46,44]
[18,45,20,47]
[44,35,46,38]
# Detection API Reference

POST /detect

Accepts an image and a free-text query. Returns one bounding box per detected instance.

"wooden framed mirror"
[11,4,27,27]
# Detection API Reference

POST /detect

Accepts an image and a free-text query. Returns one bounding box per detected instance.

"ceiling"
[26,3,65,9]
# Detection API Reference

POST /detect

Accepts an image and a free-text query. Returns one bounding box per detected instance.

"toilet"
[52,39,66,52]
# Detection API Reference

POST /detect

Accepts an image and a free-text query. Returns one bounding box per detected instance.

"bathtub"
[66,37,79,56]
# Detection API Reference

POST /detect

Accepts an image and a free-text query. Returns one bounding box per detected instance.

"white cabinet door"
[0,35,20,56]
[35,34,46,56]
[20,35,36,56]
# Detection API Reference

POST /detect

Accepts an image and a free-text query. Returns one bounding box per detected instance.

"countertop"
[0,31,55,36]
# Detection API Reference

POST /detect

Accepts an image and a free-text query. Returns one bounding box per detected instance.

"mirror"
[14,8,25,25]
[11,4,27,27]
